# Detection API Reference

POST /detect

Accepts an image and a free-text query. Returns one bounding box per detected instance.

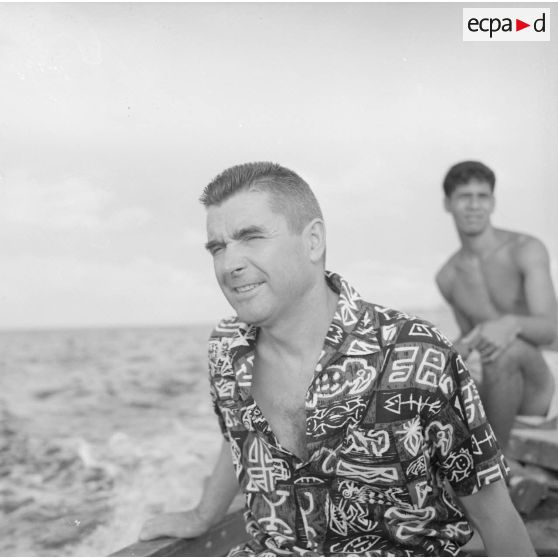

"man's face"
[444,180,495,236]
[205,190,313,327]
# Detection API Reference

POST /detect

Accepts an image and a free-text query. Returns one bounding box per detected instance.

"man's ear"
[443,196,451,213]
[304,218,326,263]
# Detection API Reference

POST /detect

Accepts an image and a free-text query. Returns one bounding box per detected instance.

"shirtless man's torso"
[437,229,551,339]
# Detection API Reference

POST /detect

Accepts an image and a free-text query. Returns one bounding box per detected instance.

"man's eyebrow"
[204,239,223,252]
[232,225,266,240]
[204,226,267,252]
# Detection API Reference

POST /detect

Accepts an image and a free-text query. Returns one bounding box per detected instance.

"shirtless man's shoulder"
[485,230,552,283]
[435,251,462,303]
[504,231,550,267]
[436,230,548,295]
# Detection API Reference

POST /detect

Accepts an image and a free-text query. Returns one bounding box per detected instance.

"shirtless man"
[436,160,558,508]
[140,162,535,555]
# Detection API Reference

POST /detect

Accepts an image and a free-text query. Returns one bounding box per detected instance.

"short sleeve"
[425,347,509,497]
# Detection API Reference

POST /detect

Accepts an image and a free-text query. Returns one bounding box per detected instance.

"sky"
[1,2,557,329]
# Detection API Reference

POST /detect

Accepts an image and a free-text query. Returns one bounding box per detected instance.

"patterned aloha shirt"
[208,272,509,557]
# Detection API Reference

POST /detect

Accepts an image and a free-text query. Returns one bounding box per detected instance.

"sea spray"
[0,324,222,556]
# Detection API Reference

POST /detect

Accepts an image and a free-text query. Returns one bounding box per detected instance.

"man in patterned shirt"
[140,162,534,556]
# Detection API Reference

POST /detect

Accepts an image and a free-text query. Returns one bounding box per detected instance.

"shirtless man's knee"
[481,339,554,447]
[483,339,551,394]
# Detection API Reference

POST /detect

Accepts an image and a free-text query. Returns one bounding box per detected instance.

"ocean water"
[0,308,457,557]
[0,324,224,557]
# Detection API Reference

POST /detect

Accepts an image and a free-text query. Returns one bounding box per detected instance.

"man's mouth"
[234,282,264,294]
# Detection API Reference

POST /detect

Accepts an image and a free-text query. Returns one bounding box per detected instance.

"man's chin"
[227,296,273,326]
[233,306,266,326]
[461,226,486,237]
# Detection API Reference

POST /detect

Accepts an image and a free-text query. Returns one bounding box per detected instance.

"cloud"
[1,4,103,81]
[182,227,206,248]
[0,254,228,328]
[0,170,152,233]
[108,207,152,230]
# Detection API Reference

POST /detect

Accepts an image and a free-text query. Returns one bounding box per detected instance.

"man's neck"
[257,276,339,363]
[458,225,502,258]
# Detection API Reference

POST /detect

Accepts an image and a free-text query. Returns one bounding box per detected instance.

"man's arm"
[450,307,482,360]
[514,237,557,346]
[478,238,557,361]
[436,269,479,358]
[459,480,536,556]
[139,439,239,541]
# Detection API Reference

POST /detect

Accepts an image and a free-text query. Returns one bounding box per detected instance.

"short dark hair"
[443,161,496,197]
[200,162,323,233]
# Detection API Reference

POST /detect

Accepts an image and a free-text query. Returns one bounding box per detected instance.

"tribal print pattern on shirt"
[208,272,509,557]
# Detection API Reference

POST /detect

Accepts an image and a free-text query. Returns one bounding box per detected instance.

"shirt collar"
[321,271,382,360]
[228,271,383,396]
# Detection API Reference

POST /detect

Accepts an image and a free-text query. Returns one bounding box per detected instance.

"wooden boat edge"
[109,509,247,557]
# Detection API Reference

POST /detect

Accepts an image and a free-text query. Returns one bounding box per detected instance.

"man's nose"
[468,196,480,209]
[223,244,246,275]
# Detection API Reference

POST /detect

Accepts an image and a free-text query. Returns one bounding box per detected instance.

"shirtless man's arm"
[436,263,481,359]
[139,439,239,541]
[478,237,557,362]
[436,238,557,363]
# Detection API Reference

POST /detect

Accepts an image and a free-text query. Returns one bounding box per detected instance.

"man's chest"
[452,256,525,319]
[250,359,313,460]
[223,347,393,462]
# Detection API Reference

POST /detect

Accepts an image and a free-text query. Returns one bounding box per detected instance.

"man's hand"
[139,509,211,541]
[454,326,482,359]
[138,441,239,543]
[477,315,521,363]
